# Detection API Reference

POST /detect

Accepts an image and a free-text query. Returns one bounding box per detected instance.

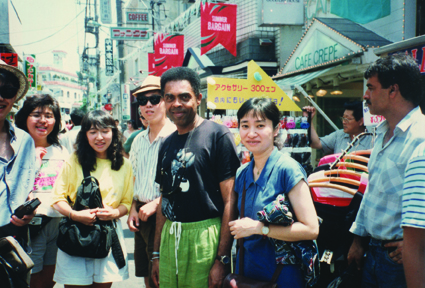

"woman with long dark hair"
[52,110,133,288]
[15,94,68,288]
[229,98,319,287]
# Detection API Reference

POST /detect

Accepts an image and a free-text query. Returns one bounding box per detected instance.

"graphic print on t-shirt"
[162,147,195,220]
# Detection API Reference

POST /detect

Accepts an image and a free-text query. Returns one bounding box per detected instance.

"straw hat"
[0,59,30,102]
[133,75,161,96]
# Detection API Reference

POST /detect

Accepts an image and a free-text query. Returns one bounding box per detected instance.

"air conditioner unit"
[259,38,273,46]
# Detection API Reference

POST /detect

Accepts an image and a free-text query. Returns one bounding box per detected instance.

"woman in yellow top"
[52,110,133,288]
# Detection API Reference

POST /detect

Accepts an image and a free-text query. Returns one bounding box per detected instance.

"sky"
[9,0,110,73]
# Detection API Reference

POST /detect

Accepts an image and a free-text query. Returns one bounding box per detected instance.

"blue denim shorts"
[362,238,406,288]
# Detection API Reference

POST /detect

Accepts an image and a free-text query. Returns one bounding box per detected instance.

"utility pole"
[116,0,126,122]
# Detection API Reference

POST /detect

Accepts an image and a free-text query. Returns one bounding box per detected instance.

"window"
[67,91,70,98]
[74,92,77,99]
[61,90,63,96]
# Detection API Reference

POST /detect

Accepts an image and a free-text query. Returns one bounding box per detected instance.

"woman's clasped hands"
[229,217,265,239]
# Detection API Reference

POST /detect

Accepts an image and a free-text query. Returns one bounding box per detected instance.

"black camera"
[13,198,41,219]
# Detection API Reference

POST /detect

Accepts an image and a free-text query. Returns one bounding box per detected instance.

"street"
[54,216,146,288]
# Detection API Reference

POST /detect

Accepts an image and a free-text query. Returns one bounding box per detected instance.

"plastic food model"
[286,117,296,129]
[300,116,310,129]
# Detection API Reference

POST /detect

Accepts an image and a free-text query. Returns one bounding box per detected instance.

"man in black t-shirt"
[151,67,240,288]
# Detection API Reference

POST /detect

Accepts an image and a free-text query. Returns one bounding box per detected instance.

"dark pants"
[362,238,406,288]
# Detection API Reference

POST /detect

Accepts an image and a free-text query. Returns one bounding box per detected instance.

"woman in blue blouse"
[229,98,319,287]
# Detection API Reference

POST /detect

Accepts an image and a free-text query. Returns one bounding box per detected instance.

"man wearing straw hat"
[0,59,37,235]
[127,75,175,288]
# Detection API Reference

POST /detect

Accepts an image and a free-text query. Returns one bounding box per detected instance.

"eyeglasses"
[340,117,355,123]
[29,112,55,121]
[137,95,162,106]
[0,86,19,99]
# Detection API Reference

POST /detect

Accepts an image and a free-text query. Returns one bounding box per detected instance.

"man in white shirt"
[60,109,85,153]
[127,75,175,288]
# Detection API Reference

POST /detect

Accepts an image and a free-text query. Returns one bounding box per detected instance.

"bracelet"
[152,252,160,255]
[151,256,160,262]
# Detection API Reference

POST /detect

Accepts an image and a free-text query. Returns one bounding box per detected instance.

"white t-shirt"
[33,145,69,217]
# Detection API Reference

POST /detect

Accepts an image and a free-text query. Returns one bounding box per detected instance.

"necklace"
[255,167,262,176]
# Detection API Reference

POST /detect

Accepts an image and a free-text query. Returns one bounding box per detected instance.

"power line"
[14,9,85,47]
[33,28,85,55]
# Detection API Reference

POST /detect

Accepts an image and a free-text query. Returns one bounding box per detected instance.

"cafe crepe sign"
[207,60,301,112]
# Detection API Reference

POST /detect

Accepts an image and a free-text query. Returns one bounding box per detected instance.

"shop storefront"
[272,17,391,162]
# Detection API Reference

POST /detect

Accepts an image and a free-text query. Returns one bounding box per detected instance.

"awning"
[274,67,334,88]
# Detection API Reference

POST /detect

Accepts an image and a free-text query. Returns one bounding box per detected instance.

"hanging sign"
[110,27,149,41]
[0,53,18,67]
[105,38,114,76]
[207,60,301,111]
[154,33,184,76]
[100,0,113,24]
[126,12,149,24]
[25,55,37,88]
[201,2,237,56]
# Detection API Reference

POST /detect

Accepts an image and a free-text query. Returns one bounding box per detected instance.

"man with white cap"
[127,75,175,288]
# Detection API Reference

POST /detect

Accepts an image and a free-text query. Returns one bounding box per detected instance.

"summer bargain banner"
[201,2,237,56]
[154,33,184,76]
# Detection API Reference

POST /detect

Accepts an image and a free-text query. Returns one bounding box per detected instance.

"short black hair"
[15,94,61,147]
[343,101,364,121]
[364,54,422,106]
[70,109,85,126]
[237,98,281,129]
[76,110,124,171]
[160,67,201,97]
[127,119,137,129]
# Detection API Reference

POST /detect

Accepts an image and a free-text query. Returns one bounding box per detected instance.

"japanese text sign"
[105,38,114,76]
[207,61,301,111]
[110,27,149,41]
[100,0,112,24]
[0,53,18,67]
[25,55,37,88]
[363,102,385,126]
[201,2,237,56]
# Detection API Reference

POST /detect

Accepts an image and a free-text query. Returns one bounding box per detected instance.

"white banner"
[121,84,131,121]
[363,102,385,127]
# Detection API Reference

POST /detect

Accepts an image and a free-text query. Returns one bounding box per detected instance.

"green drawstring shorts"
[159,217,221,288]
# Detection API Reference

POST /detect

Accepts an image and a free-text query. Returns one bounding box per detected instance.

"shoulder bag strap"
[83,166,90,179]
[81,166,125,269]
[238,182,246,276]
[239,181,284,283]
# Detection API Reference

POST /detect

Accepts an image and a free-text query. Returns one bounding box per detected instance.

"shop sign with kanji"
[0,53,18,67]
[207,60,301,112]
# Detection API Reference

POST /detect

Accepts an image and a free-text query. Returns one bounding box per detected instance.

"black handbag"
[223,182,283,288]
[56,167,125,268]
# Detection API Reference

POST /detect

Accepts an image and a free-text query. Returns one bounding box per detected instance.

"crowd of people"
[1,53,425,288]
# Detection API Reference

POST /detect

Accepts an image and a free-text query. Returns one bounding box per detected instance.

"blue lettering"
[233,97,238,103]
[227,97,232,103]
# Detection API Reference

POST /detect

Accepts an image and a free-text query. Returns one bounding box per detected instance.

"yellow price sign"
[207,60,301,111]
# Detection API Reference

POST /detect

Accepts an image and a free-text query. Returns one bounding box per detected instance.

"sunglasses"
[137,95,162,106]
[0,86,19,99]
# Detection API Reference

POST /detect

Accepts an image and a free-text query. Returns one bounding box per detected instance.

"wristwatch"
[261,223,270,236]
[216,255,230,265]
